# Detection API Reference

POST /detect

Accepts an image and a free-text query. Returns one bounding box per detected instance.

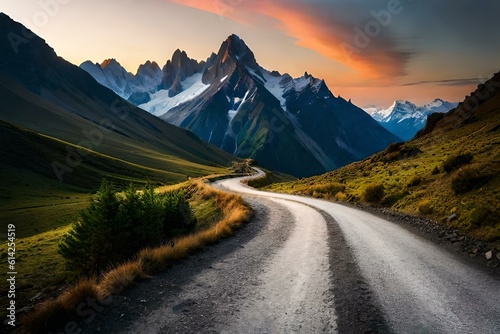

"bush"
[381,190,409,207]
[442,153,473,173]
[59,180,193,275]
[469,206,495,228]
[451,167,491,194]
[407,176,422,187]
[363,184,385,204]
[307,182,346,198]
[418,199,433,215]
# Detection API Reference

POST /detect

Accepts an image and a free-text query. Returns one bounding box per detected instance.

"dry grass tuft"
[22,278,99,333]
[58,278,100,309]
[98,260,145,300]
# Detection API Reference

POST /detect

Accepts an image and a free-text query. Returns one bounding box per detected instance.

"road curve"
[78,179,338,333]
[215,168,500,334]
[219,197,336,333]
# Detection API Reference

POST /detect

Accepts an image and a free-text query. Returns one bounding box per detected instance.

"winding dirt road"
[78,169,500,333]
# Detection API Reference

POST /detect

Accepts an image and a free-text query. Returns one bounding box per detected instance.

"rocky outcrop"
[161,49,204,95]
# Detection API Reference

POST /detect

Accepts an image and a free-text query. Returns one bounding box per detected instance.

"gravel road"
[75,169,499,334]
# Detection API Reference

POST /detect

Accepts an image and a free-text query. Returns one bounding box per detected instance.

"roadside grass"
[244,168,296,189]
[267,102,500,243]
[20,278,100,332]
[19,178,252,333]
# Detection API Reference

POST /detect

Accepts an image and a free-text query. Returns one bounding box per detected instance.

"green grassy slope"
[268,78,500,243]
[0,80,232,177]
[0,119,219,229]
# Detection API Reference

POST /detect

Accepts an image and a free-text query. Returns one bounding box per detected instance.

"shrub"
[363,184,385,204]
[307,182,346,198]
[418,199,433,215]
[59,180,193,275]
[469,206,495,228]
[451,167,491,194]
[335,192,348,202]
[407,176,422,187]
[442,153,473,173]
[385,142,402,153]
[381,190,409,207]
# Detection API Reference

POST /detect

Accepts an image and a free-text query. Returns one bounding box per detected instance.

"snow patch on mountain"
[227,90,250,123]
[139,73,209,117]
[262,71,288,110]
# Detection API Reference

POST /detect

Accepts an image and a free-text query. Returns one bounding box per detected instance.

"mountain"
[80,59,163,102]
[0,13,234,189]
[82,34,400,177]
[365,99,458,141]
[268,71,500,243]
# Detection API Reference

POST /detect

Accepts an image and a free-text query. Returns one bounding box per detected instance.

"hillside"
[268,73,500,243]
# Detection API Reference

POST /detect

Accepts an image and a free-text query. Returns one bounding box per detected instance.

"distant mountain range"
[0,13,233,188]
[81,35,400,177]
[364,99,458,141]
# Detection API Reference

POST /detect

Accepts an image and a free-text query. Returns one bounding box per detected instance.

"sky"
[1,0,499,108]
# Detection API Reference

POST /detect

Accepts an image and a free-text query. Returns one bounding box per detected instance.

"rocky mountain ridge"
[81,34,400,177]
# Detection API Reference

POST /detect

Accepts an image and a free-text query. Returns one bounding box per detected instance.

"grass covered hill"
[268,72,500,242]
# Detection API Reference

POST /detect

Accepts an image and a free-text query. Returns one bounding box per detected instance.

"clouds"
[168,0,415,82]
[167,0,500,85]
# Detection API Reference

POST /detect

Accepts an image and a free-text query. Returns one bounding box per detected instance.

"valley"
[0,5,499,333]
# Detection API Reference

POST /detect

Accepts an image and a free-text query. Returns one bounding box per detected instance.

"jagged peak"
[172,48,188,58]
[136,60,161,77]
[139,60,160,69]
[143,60,159,67]
[227,33,242,43]
[219,34,258,68]
[101,58,122,69]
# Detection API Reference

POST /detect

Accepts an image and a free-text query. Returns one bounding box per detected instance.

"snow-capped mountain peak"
[365,99,458,140]
[81,34,400,177]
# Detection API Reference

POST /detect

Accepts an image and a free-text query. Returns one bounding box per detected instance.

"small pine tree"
[59,180,121,274]
[59,180,194,276]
